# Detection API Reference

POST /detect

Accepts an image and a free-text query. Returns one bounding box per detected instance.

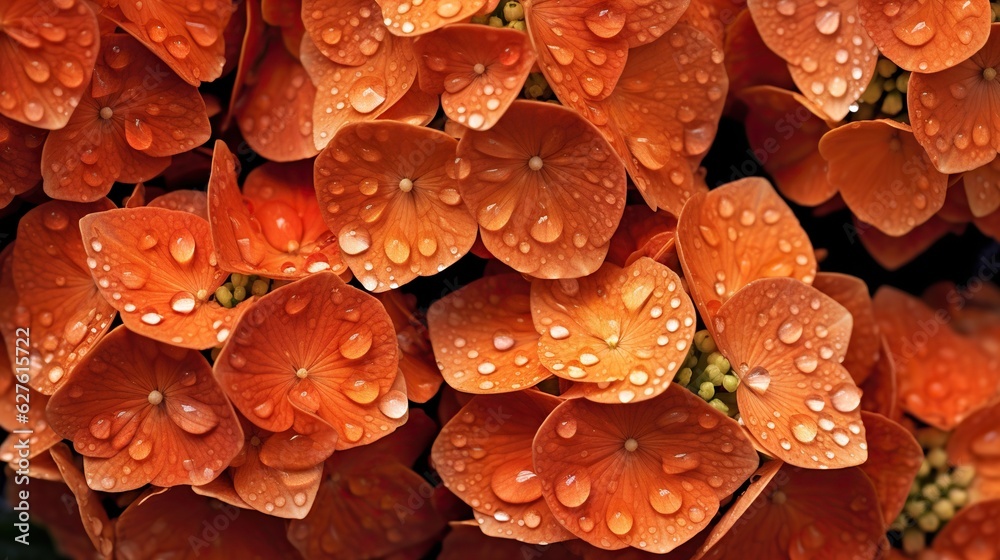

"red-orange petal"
[873,285,1000,429]
[0,0,100,129]
[694,462,885,559]
[115,486,300,558]
[440,525,580,560]
[214,271,405,448]
[531,258,696,404]
[857,0,991,73]
[456,100,626,278]
[0,116,45,209]
[855,215,958,270]
[930,499,1000,558]
[432,391,574,544]
[676,177,817,322]
[100,0,234,85]
[605,205,679,269]
[49,443,115,558]
[908,23,1000,174]
[377,81,440,126]
[148,189,209,218]
[223,0,266,130]
[861,335,901,421]
[236,41,319,162]
[857,412,923,526]
[813,272,880,384]
[713,277,868,468]
[300,31,417,149]
[208,141,346,279]
[315,121,476,291]
[376,0,487,36]
[964,156,1000,217]
[302,0,386,65]
[427,273,551,394]
[13,200,116,393]
[47,326,243,491]
[724,11,796,116]
[947,399,1000,482]
[740,86,838,206]
[415,24,535,131]
[80,206,246,349]
[533,384,759,553]
[820,119,948,235]
[747,0,878,121]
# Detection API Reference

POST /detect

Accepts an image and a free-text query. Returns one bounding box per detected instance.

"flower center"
[983,67,997,81]
[528,156,544,171]
[399,178,414,193]
[296,367,309,379]
[624,438,639,452]
[99,106,113,120]
[770,490,787,505]
[250,435,261,447]
[473,63,486,75]
[147,390,163,405]
[675,330,740,418]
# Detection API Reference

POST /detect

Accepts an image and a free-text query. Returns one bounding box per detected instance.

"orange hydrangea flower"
[208,141,347,279]
[47,326,243,491]
[315,121,477,291]
[214,271,407,448]
[0,0,100,129]
[12,199,115,393]
[414,24,536,131]
[456,100,626,278]
[98,0,235,85]
[534,384,759,553]
[302,0,386,65]
[80,206,248,349]
[41,34,211,202]
[531,257,696,403]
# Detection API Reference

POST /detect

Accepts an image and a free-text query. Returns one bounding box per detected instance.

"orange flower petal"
[115,486,300,558]
[376,0,487,36]
[379,291,443,402]
[41,34,210,202]
[0,0,100,129]
[214,271,405,448]
[873,285,1000,429]
[855,215,957,270]
[0,243,19,365]
[440,525,579,560]
[11,476,101,558]
[930,499,1000,558]
[189,469,251,509]
[236,40,319,162]
[857,0,991,73]
[328,407,438,472]
[740,86,838,206]
[676,177,817,322]
[80,206,246,349]
[941,179,977,223]
[287,461,445,559]
[857,412,923,526]
[975,204,1000,239]
[533,384,759,553]
[456,100,626,278]
[605,205,679,269]
[208,141,346,279]
[947,399,1000,481]
[13,200,116,393]
[908,24,1000,174]
[302,0,386,65]
[964,156,1000,217]
[724,11,796,114]
[222,0,265,130]
[747,0,878,121]
[432,391,574,544]
[820,119,948,235]
[693,462,885,559]
[616,0,690,47]
[47,326,243,491]
[378,81,440,126]
[148,189,209,218]
[49,443,115,558]
[100,0,234,85]
[595,23,724,214]
[860,336,900,420]
[427,273,551,394]
[813,272,880,384]
[713,277,868,468]
[300,31,417,149]
[691,459,783,558]
[415,24,535,131]
[315,121,477,291]
[0,116,45,209]
[531,258,696,404]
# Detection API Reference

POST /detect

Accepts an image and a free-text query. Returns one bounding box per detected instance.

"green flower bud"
[860,79,884,104]
[713,354,731,374]
[896,72,909,93]
[917,511,940,533]
[708,399,729,414]
[932,499,955,521]
[698,381,715,400]
[251,279,270,296]
[507,20,526,31]
[216,286,234,308]
[881,91,903,116]
[918,459,931,478]
[704,364,723,385]
[231,273,247,288]
[921,484,941,502]
[952,465,976,487]
[694,330,716,353]
[905,500,927,518]
[488,16,504,27]
[675,367,692,386]
[901,528,925,555]
[224,282,234,291]
[722,374,740,393]
[233,286,247,301]
[948,487,969,507]
[926,448,948,470]
[503,1,524,21]
[877,59,897,78]
[935,473,952,490]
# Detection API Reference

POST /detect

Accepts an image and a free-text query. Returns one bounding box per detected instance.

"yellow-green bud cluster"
[215,273,270,309]
[849,56,909,123]
[674,330,739,418]
[892,427,975,555]
[471,1,526,30]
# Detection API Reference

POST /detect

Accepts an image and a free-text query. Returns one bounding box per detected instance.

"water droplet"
[745,366,771,393]
[554,472,590,507]
[830,383,861,413]
[169,228,196,265]
[791,415,818,443]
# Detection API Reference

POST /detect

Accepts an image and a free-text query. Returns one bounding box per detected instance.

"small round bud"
[952,465,976,487]
[215,286,234,307]
[224,281,234,291]
[860,79,884,104]
[901,528,925,555]
[694,330,717,353]
[916,512,940,533]
[675,367,693,386]
[507,20,526,31]
[877,59,898,78]
[881,91,903,116]
[233,286,247,301]
[698,382,715,401]
[488,16,504,27]
[931,499,955,521]
[251,279,270,296]
[948,487,968,507]
[896,72,909,93]
[722,374,740,393]
[704,364,723,385]
[921,484,941,502]
[231,273,246,287]
[926,448,948,470]
[934,473,952,490]
[905,499,927,518]
[708,399,729,414]
[503,1,524,21]
[917,459,931,478]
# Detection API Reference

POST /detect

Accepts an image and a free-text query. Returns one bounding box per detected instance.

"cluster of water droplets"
[308,1,386,64]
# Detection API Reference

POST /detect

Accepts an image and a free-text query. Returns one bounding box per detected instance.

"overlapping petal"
[947,399,1000,499]
[47,326,243,491]
[0,116,45,209]
[12,199,115,393]
[929,499,1000,558]
[533,384,759,553]
[376,0,489,36]
[456,100,626,278]
[963,156,1000,217]
[712,277,868,468]
[80,206,246,349]
[855,215,958,270]
[605,205,678,269]
[49,443,115,558]
[214,271,406,448]
[812,272,880,384]
[856,412,923,526]
[531,257,696,403]
[428,273,551,394]
[315,121,476,291]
